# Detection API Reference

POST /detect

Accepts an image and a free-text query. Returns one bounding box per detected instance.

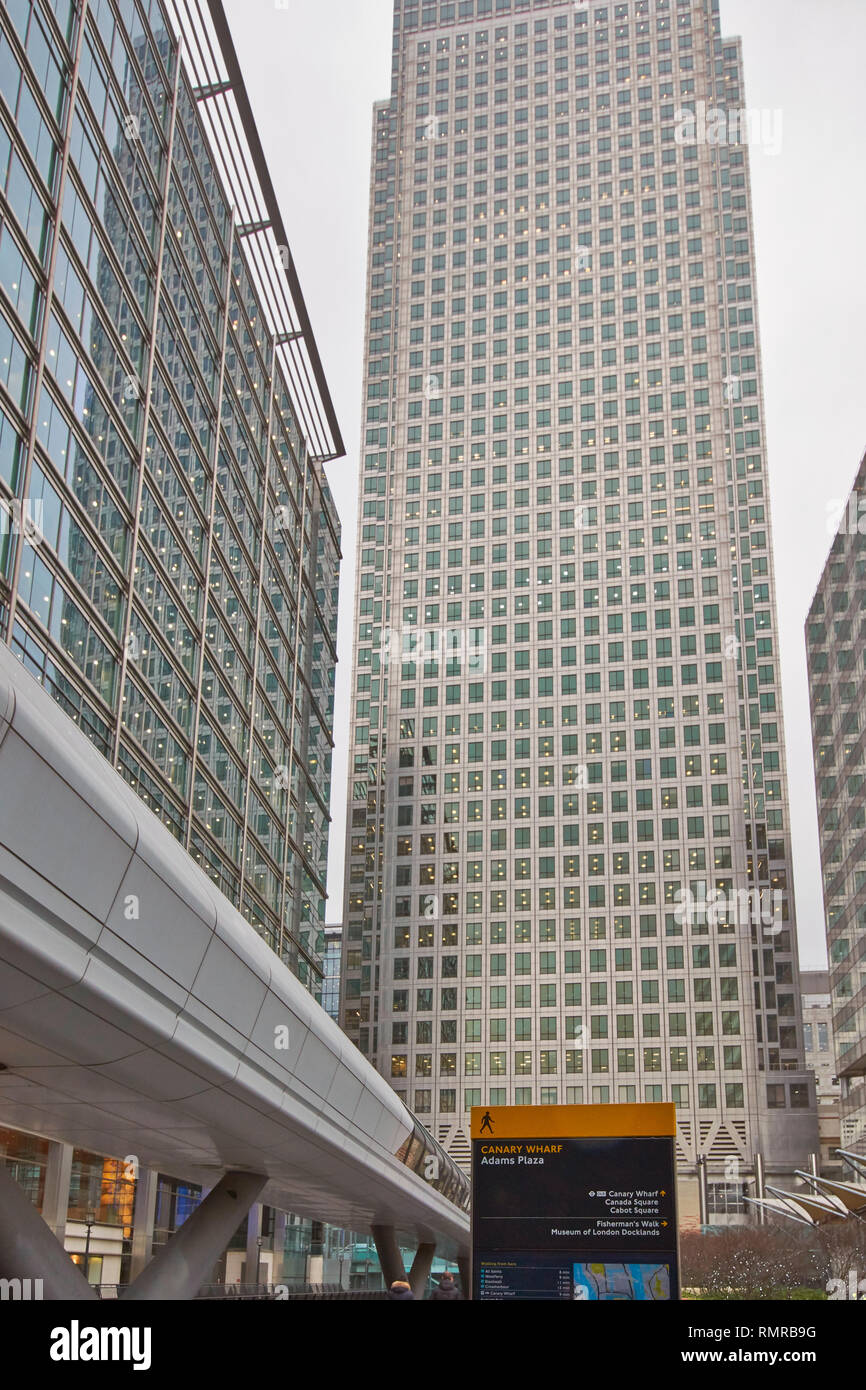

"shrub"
[680,1223,865,1300]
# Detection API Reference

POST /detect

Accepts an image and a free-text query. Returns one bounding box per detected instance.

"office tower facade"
[0,0,342,997]
[800,971,843,1178]
[807,449,866,1165]
[342,0,815,1192]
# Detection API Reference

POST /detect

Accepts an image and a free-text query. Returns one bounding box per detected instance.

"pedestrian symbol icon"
[480,1111,494,1135]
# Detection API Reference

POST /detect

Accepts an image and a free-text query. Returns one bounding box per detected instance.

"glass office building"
[322,923,343,1022]
[0,0,342,996]
[807,449,866,1164]
[342,0,815,1192]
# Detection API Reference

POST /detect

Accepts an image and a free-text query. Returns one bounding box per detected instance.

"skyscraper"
[342,0,816,1208]
[0,0,342,998]
[806,448,866,1167]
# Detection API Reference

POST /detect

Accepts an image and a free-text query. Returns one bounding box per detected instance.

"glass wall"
[0,0,341,999]
[0,1126,50,1210]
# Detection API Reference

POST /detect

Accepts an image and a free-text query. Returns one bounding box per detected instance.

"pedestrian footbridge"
[0,644,469,1298]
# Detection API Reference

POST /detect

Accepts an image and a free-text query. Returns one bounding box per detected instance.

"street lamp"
[256,1236,263,1287]
[83,1210,96,1284]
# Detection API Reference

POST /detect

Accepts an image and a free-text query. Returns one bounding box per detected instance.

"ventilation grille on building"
[709,1126,743,1159]
[676,1119,694,1164]
[441,1125,471,1171]
[730,1118,748,1146]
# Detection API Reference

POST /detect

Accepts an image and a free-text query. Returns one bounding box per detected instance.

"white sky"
[225,0,866,970]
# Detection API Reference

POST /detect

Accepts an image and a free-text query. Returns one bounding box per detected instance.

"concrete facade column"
[408,1241,436,1298]
[122,1171,266,1302]
[272,1209,288,1282]
[0,1164,96,1301]
[371,1224,405,1288]
[129,1166,159,1282]
[244,1202,263,1285]
[41,1140,73,1243]
[306,1219,324,1285]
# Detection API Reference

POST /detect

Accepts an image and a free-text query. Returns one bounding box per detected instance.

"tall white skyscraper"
[342,0,816,1213]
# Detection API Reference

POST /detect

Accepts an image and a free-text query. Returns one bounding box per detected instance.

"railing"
[93,1282,387,1300]
[196,1283,388,1300]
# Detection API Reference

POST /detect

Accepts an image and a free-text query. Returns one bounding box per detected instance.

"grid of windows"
[344,0,811,1168]
[0,0,341,996]
[807,449,866,1155]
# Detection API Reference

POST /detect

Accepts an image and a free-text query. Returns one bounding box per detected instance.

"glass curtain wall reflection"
[0,0,341,998]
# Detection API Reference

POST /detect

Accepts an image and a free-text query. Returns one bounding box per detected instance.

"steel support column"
[41,1140,73,1244]
[457,1255,470,1299]
[244,1203,263,1285]
[0,1164,96,1300]
[697,1154,709,1226]
[122,1171,266,1302]
[129,1167,159,1281]
[754,1150,766,1226]
[371,1224,405,1289]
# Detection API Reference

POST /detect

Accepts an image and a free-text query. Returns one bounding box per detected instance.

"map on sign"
[573,1262,671,1301]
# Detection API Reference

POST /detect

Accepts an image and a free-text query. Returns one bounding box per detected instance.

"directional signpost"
[471,1102,679,1301]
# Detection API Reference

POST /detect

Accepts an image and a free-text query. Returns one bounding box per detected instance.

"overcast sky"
[224,0,866,970]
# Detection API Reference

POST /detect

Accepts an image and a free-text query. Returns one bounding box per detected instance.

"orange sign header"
[471,1101,676,1141]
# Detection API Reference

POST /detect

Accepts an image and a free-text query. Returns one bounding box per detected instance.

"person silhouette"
[480,1111,494,1135]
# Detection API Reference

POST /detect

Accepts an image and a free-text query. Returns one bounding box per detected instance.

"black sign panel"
[472,1134,679,1301]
